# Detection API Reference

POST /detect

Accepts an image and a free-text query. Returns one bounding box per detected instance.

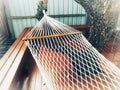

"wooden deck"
[1,25,120,90]
[0,27,48,90]
[0,25,90,90]
[0,28,30,89]
[11,47,48,90]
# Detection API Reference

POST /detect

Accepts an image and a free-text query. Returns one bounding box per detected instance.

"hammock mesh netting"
[23,12,120,90]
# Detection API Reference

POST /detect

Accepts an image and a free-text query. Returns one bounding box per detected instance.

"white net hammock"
[23,12,120,90]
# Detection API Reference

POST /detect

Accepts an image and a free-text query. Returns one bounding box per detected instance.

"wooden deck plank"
[0,28,30,89]
[0,40,24,80]
[0,43,27,89]
[28,65,43,90]
[0,28,30,70]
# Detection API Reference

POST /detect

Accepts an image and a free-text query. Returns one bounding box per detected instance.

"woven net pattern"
[23,14,120,90]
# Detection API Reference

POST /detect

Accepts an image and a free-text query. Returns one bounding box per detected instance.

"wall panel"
[0,0,10,44]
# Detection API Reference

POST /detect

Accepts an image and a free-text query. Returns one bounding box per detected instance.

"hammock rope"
[23,12,120,90]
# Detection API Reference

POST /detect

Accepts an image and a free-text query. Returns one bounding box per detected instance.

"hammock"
[23,11,120,90]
